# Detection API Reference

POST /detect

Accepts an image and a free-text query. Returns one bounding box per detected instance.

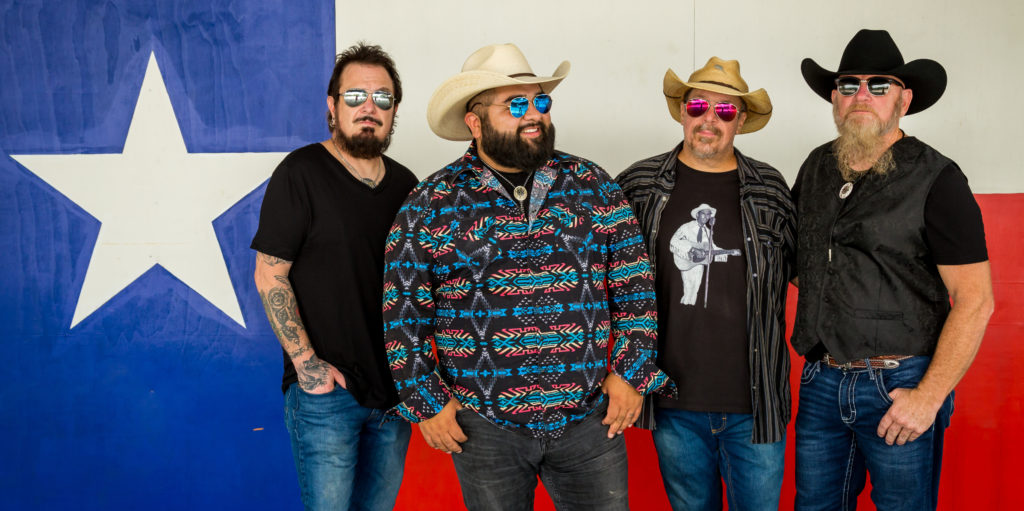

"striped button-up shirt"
[383,143,674,439]
[616,142,796,443]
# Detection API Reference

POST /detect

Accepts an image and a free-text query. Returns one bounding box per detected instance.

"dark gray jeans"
[451,401,629,511]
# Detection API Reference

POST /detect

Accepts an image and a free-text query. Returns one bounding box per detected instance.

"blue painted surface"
[0,1,333,508]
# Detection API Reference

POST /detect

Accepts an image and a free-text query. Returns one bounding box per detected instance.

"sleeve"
[778,179,798,283]
[250,161,308,261]
[924,163,989,265]
[600,177,676,398]
[382,181,452,422]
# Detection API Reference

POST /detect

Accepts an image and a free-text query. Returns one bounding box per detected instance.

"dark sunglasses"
[339,89,395,110]
[684,98,740,122]
[473,94,552,118]
[835,76,905,97]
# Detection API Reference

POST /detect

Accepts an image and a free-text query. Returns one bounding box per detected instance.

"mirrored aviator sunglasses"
[834,76,904,97]
[341,89,395,110]
[508,94,552,118]
[684,98,739,122]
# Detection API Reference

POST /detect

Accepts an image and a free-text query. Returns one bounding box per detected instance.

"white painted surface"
[338,0,1023,192]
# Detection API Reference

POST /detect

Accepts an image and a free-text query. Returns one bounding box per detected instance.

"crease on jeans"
[721,442,737,507]
[841,436,858,511]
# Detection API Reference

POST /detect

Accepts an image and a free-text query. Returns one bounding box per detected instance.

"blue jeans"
[284,383,411,511]
[652,408,785,511]
[795,357,954,511]
[451,402,629,511]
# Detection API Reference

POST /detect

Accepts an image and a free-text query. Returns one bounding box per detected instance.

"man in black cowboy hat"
[618,57,795,511]
[791,29,994,510]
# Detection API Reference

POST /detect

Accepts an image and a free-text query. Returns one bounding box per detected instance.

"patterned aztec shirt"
[383,142,675,439]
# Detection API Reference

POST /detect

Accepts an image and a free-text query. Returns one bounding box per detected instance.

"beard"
[336,116,393,159]
[832,97,902,181]
[479,114,556,171]
[687,122,725,160]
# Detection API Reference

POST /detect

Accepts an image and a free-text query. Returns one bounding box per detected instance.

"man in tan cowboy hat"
[792,29,993,510]
[382,43,674,510]
[617,57,796,510]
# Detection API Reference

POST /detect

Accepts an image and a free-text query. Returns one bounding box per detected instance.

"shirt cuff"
[388,369,453,422]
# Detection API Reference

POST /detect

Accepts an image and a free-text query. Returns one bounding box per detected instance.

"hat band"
[693,80,744,93]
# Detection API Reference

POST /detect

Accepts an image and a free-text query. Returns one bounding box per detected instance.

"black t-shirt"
[251,143,419,408]
[923,164,989,264]
[654,160,752,413]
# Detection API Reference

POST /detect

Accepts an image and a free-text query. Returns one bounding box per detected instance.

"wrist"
[289,348,317,365]
[911,384,947,409]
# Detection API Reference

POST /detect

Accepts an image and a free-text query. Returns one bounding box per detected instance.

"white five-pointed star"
[12,53,285,328]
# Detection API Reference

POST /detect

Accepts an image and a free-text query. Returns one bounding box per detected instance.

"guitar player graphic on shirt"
[669,203,741,307]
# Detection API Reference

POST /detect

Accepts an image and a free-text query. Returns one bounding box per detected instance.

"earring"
[329,116,335,128]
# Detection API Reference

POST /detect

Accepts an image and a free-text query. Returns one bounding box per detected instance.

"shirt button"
[824,297,831,303]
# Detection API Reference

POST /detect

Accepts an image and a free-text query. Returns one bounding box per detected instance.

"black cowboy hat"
[801,29,947,115]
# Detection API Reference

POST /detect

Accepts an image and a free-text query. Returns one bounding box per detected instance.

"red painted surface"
[394,194,1022,510]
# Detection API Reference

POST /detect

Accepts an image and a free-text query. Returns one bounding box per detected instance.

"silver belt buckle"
[882,359,901,369]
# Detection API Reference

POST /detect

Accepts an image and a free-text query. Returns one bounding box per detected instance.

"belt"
[822,353,912,370]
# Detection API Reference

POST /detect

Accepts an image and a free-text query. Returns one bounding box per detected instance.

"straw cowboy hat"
[663,57,772,134]
[427,43,570,141]
[801,29,947,115]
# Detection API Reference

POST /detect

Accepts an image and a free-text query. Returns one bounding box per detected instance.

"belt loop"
[863,358,876,380]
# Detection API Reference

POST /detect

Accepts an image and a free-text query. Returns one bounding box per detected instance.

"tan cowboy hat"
[663,57,772,134]
[427,43,570,141]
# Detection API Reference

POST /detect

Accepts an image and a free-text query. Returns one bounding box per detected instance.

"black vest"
[792,137,950,363]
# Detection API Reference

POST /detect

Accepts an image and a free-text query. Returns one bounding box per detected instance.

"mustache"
[517,122,544,136]
[355,116,383,126]
[693,123,722,137]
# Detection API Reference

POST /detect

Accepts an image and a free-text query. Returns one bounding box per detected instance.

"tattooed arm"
[254,251,345,394]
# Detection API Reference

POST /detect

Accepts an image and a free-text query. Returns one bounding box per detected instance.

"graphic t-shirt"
[654,160,751,413]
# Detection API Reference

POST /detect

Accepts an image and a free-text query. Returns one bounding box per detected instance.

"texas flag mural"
[0,2,332,508]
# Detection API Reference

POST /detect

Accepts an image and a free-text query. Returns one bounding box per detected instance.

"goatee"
[687,122,724,160]
[832,97,902,181]
[336,116,392,159]
[479,115,555,172]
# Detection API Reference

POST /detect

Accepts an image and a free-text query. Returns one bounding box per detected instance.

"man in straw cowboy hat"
[382,43,674,510]
[617,57,796,510]
[252,42,418,510]
[792,29,993,510]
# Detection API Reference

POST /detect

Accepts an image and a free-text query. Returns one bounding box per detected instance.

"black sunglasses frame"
[834,76,906,97]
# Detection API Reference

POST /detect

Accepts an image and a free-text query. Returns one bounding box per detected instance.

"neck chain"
[331,137,382,187]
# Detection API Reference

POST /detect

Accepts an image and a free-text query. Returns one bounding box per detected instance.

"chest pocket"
[427,216,506,281]
[752,200,787,247]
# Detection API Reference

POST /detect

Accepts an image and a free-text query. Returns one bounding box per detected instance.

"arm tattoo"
[259,275,305,346]
[287,345,310,359]
[257,252,291,266]
[298,357,330,391]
